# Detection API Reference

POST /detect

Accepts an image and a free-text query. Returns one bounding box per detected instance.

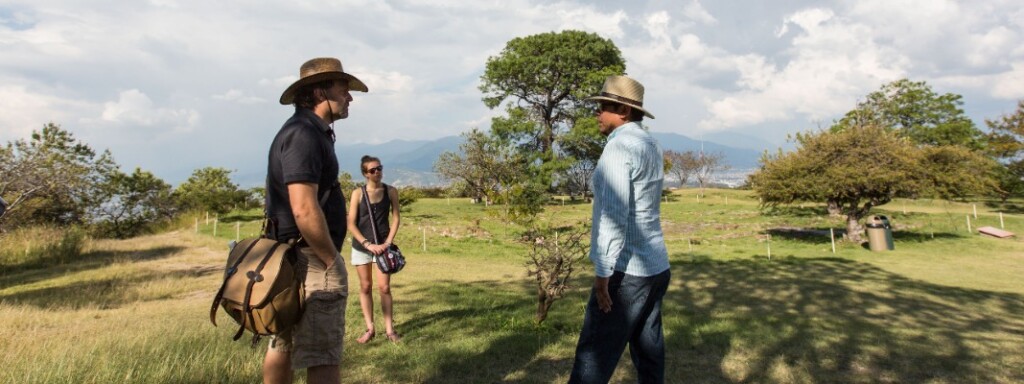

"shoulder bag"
[362,184,406,274]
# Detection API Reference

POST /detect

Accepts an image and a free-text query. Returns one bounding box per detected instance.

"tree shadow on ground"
[982,200,1024,214]
[0,266,217,310]
[664,254,1024,383]
[768,227,963,245]
[761,206,829,218]
[0,246,185,291]
[366,279,576,383]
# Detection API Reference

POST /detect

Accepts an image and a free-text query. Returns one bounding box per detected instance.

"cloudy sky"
[2,0,1023,185]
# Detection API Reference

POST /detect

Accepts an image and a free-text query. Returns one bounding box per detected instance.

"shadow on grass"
[368,279,576,384]
[0,266,217,310]
[768,227,964,245]
[666,254,1024,383]
[0,246,185,291]
[761,206,829,218]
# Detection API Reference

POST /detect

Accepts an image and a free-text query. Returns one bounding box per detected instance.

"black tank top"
[352,184,391,253]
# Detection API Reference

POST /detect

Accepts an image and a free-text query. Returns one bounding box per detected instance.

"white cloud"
[552,7,628,39]
[698,7,909,130]
[212,89,265,104]
[0,83,98,142]
[682,0,717,25]
[101,89,200,132]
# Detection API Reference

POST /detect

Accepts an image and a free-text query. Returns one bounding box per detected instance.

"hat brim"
[279,72,368,105]
[587,95,655,119]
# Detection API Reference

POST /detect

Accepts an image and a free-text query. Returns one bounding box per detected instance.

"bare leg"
[306,364,340,384]
[376,267,398,340]
[356,263,376,342]
[263,348,293,384]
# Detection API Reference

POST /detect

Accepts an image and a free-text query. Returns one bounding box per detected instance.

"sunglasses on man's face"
[365,165,384,174]
[594,102,618,115]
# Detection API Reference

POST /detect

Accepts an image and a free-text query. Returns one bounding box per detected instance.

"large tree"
[836,78,986,150]
[664,150,701,187]
[173,167,247,214]
[480,30,625,191]
[92,167,176,238]
[0,123,117,229]
[986,100,1024,199]
[556,114,605,199]
[750,123,993,242]
[694,151,730,197]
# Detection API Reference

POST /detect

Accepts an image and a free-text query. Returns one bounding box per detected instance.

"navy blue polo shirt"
[266,108,346,250]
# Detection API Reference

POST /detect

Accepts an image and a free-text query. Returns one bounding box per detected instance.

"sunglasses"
[364,165,383,174]
[594,102,619,115]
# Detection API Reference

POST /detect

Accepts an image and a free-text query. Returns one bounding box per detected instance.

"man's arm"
[288,182,337,267]
[591,141,634,312]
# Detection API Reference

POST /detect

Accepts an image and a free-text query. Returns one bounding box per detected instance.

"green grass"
[2,189,1023,383]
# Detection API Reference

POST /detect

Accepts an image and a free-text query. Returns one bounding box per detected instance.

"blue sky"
[1,0,1022,184]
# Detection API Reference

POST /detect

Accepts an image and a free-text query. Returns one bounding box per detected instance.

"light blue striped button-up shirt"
[590,122,670,278]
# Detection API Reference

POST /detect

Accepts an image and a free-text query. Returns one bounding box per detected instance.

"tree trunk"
[846,214,865,243]
[536,289,554,324]
[827,199,842,217]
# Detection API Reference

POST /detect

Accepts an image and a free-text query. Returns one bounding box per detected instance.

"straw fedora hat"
[279,57,368,105]
[587,75,655,119]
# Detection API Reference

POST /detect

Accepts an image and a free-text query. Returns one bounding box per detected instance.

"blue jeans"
[569,269,671,384]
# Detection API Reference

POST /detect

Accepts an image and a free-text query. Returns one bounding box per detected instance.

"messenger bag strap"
[210,239,263,326]
[362,185,382,245]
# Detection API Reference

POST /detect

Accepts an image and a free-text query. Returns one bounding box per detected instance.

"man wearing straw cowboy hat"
[569,75,671,384]
[263,57,367,384]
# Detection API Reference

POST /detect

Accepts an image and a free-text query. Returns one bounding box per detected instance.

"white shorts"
[350,246,374,266]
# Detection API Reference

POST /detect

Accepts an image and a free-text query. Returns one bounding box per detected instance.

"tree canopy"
[986,100,1024,199]
[480,30,624,197]
[173,167,248,214]
[835,78,986,150]
[0,123,117,228]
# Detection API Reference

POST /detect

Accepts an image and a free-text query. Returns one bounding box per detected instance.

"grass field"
[2,189,1023,383]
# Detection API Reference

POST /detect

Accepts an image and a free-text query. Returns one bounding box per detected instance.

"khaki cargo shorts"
[269,247,348,370]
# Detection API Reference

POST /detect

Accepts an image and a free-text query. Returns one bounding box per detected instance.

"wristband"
[362,239,372,246]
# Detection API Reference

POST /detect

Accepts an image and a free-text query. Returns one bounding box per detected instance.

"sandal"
[356,330,375,344]
[385,332,401,343]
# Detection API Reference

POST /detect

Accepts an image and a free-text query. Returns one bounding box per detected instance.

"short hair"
[628,107,645,122]
[293,80,339,110]
[360,155,381,172]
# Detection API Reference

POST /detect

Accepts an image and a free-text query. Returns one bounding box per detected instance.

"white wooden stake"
[725,196,729,205]
[422,228,426,251]
[973,204,978,219]
[830,228,836,254]
[235,222,240,241]
[767,233,772,261]
[194,218,198,233]
[1000,212,1004,229]
[205,211,209,225]
[213,219,218,237]
[966,215,971,233]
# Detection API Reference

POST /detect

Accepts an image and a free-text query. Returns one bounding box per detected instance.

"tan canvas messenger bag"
[210,183,335,341]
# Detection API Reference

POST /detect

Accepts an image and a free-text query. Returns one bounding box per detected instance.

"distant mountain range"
[237,131,769,187]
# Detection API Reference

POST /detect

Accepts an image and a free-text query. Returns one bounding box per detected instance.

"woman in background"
[347,155,402,343]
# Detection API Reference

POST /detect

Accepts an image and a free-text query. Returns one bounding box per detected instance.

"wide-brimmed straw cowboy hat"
[586,75,655,119]
[279,57,368,105]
